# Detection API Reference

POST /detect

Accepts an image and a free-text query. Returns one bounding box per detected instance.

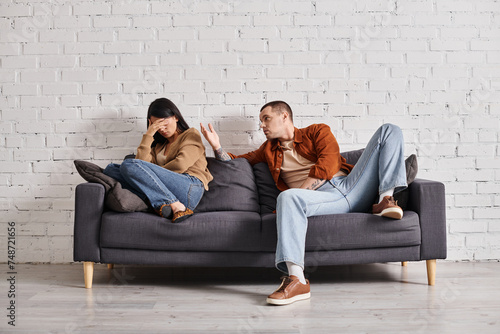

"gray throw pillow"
[195,158,260,213]
[341,148,365,165]
[393,154,418,210]
[74,160,148,213]
[253,162,281,214]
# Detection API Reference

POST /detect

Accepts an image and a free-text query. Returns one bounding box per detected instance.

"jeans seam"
[187,183,203,210]
[305,196,348,213]
[343,143,378,196]
[311,183,351,212]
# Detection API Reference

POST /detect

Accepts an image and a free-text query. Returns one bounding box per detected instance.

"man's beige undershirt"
[280,140,316,188]
[280,140,347,189]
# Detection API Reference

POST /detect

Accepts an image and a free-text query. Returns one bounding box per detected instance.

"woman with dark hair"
[103,98,213,223]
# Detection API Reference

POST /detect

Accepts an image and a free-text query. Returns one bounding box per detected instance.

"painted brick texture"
[0,0,499,263]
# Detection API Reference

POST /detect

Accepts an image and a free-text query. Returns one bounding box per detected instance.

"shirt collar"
[293,127,303,143]
[271,127,302,151]
[271,139,280,151]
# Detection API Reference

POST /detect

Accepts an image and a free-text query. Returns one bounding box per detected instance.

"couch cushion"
[253,162,281,214]
[195,157,260,213]
[100,211,263,252]
[259,211,421,252]
[74,159,148,213]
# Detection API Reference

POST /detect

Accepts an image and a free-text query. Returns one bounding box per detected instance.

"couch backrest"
[341,148,365,166]
[197,149,365,214]
[195,158,261,213]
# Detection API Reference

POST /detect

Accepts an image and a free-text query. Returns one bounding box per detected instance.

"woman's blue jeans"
[275,124,408,274]
[103,159,205,212]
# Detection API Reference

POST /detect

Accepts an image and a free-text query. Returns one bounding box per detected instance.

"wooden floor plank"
[0,262,499,333]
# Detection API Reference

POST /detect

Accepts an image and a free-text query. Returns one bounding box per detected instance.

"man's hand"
[200,123,232,161]
[200,123,221,150]
[300,177,326,190]
[146,118,168,137]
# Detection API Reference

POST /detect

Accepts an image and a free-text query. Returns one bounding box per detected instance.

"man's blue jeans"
[275,124,408,274]
[103,159,204,211]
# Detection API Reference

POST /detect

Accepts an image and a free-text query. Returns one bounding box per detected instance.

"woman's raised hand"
[200,123,221,150]
[146,118,167,137]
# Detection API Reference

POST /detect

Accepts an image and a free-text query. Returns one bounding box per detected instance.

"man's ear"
[282,111,288,122]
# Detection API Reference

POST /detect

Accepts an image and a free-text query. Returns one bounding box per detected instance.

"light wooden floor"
[1,261,499,333]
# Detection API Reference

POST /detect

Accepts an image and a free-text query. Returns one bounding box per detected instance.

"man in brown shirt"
[201,101,407,305]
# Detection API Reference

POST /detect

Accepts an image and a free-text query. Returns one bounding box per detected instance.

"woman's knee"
[119,158,140,175]
[103,163,121,177]
[104,163,119,171]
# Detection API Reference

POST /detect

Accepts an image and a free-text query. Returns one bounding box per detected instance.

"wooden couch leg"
[426,259,436,286]
[107,264,114,269]
[401,261,408,266]
[84,262,94,289]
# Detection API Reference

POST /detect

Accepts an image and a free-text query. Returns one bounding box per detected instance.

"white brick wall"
[0,0,499,263]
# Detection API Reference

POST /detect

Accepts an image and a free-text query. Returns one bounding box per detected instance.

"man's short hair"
[260,100,293,123]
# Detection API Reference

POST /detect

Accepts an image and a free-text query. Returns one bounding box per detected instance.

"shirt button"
[276,168,279,171]
[279,154,282,157]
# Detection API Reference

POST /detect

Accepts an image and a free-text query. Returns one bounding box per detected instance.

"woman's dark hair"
[147,98,190,146]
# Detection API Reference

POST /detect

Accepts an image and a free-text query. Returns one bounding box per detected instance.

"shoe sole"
[374,207,403,220]
[266,292,311,306]
[172,212,193,223]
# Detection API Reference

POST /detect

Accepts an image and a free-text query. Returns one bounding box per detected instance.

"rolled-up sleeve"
[228,142,267,166]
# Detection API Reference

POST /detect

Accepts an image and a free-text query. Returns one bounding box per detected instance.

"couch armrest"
[407,178,447,260]
[73,183,105,263]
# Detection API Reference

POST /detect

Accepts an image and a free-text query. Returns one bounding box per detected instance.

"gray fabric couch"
[73,150,447,289]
